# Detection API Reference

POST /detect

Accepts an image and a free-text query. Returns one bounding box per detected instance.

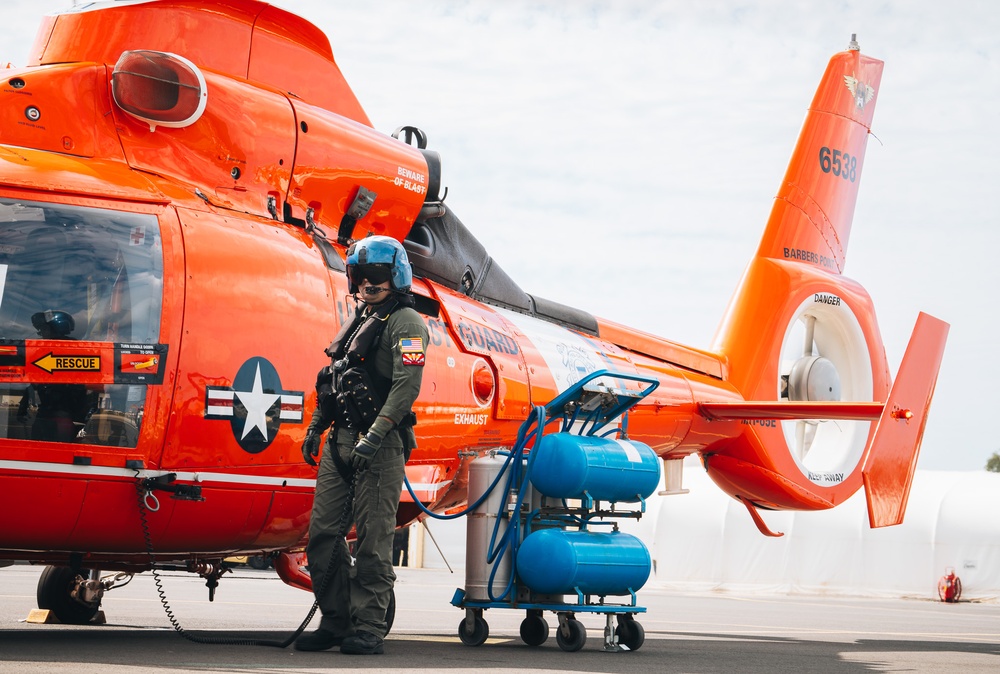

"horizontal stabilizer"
[699,401,883,422]
[862,312,949,528]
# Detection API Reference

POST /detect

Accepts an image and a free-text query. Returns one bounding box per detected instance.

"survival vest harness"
[317,295,415,432]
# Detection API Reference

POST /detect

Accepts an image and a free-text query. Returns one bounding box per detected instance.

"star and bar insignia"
[400,337,425,366]
[205,357,304,454]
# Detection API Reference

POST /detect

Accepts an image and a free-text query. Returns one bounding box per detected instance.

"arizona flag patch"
[400,337,425,366]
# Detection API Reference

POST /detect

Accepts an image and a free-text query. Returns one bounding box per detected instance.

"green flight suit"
[306,302,427,639]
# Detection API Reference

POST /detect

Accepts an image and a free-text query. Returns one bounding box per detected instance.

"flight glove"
[301,430,321,466]
[351,432,383,470]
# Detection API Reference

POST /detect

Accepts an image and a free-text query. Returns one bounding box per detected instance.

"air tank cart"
[450,370,660,652]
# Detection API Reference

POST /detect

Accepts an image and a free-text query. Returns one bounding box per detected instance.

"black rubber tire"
[519,612,549,646]
[615,617,645,651]
[246,555,271,570]
[555,618,586,652]
[36,566,100,624]
[458,615,489,646]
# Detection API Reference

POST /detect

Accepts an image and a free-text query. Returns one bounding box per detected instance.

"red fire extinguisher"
[938,567,962,603]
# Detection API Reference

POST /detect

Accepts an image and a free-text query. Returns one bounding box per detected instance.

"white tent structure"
[637,458,1000,601]
[417,458,1000,602]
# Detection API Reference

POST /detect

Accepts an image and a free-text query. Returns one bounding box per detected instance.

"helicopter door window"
[0,198,163,446]
[0,263,7,309]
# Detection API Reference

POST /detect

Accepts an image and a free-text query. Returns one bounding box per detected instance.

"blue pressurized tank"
[529,433,660,502]
[516,529,651,596]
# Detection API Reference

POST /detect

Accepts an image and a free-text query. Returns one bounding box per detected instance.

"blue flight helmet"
[31,310,75,338]
[345,235,412,294]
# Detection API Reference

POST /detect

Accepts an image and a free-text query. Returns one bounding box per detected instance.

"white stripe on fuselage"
[0,459,453,497]
[496,307,617,394]
[0,459,317,488]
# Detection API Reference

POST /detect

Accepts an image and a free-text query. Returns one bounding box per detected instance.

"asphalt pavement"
[1,563,998,673]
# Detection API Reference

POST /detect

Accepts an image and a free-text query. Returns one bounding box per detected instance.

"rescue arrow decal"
[32,352,101,374]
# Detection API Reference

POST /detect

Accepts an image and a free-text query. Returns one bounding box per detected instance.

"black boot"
[340,630,384,655]
[294,628,346,651]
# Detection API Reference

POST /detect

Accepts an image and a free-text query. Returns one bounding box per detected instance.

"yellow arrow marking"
[32,353,101,374]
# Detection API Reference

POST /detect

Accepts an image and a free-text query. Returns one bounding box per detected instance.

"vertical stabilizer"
[756,40,883,273]
[714,40,887,404]
[706,40,891,513]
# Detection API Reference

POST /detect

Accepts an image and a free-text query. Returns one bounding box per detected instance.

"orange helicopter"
[0,0,947,627]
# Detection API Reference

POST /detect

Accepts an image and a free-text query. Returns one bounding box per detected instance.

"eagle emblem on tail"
[844,74,876,110]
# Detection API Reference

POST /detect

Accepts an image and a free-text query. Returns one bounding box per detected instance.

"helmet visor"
[350,263,392,286]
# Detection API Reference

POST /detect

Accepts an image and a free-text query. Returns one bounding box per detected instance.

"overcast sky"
[3,1,998,471]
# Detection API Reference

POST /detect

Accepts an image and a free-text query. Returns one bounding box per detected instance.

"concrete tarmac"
[1,563,998,673]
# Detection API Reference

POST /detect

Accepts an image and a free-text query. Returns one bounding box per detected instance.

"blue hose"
[401,405,552,602]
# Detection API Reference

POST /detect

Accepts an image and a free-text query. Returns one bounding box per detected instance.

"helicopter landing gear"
[36,566,101,624]
[35,566,132,624]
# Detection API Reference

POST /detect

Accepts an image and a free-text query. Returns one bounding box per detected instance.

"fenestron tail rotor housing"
[778,293,873,485]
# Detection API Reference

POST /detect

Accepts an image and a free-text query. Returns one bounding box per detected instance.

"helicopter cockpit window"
[0,198,163,447]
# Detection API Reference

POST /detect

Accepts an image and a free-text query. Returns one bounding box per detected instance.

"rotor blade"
[802,420,818,456]
[802,314,816,357]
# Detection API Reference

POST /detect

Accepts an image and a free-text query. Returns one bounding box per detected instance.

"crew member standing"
[296,235,428,656]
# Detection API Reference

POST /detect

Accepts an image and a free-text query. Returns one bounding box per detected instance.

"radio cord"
[133,466,357,648]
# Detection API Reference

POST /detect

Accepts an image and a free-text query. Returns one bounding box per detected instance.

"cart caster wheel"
[520,612,549,647]
[615,617,645,651]
[556,618,586,652]
[458,615,489,646]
